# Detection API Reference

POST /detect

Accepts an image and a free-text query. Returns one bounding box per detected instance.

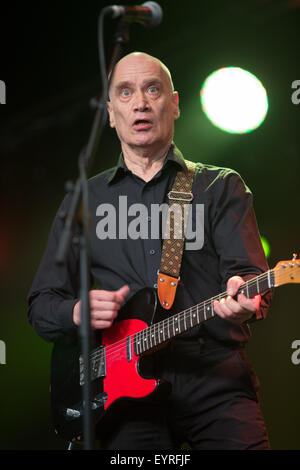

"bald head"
[108,52,175,100]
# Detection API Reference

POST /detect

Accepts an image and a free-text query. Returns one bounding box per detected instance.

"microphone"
[107,2,163,28]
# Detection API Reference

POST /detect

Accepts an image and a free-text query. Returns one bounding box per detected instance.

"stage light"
[200,67,268,134]
[261,236,271,258]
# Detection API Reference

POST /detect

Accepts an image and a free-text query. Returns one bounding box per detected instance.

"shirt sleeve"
[211,169,272,321]
[27,196,81,342]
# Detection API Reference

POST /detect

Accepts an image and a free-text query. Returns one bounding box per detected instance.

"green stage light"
[261,236,271,259]
[200,67,268,134]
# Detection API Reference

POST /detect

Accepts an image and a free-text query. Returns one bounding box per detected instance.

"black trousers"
[98,336,270,450]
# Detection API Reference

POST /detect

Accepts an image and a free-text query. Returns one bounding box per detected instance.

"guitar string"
[86,268,295,379]
[87,269,277,366]
[89,266,298,367]
[89,269,273,363]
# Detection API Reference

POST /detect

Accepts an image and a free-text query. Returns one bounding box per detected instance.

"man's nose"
[133,91,150,111]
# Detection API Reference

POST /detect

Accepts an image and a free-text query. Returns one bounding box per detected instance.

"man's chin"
[129,136,156,148]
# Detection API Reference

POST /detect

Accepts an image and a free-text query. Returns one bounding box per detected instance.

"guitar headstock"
[273,254,300,286]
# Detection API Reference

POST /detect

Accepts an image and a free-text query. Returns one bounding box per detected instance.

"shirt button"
[153,283,158,289]
[149,249,155,255]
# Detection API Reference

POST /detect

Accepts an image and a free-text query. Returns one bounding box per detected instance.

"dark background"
[0,0,299,450]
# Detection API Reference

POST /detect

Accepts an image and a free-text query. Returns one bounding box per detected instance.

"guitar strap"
[157,160,196,310]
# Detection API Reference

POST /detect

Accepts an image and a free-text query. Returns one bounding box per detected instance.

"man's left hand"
[213,276,261,325]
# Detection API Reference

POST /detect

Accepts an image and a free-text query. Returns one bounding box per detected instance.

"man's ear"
[173,91,180,119]
[107,101,115,128]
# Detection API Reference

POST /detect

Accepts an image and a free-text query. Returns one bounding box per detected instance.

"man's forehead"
[110,53,173,89]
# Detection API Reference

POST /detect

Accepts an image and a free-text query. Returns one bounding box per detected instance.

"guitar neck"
[134,269,275,355]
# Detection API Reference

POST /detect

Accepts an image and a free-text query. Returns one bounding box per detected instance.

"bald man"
[28,52,272,450]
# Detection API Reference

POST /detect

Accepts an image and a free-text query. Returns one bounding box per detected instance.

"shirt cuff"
[57,298,79,333]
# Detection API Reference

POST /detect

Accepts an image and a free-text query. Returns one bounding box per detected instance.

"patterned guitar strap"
[157,160,196,310]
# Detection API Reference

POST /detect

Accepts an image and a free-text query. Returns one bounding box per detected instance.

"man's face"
[107,54,179,153]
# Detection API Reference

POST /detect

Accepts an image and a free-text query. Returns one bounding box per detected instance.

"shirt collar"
[107,143,188,184]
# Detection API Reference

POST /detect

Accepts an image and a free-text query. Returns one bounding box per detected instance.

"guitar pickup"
[79,346,106,386]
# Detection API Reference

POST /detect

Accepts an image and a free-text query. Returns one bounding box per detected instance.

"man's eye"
[148,86,158,93]
[121,89,131,97]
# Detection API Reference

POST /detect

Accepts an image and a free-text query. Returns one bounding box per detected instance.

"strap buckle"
[167,191,194,202]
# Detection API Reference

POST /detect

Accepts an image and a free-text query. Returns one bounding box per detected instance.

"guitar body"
[50,288,169,441]
[50,257,299,441]
[102,318,158,409]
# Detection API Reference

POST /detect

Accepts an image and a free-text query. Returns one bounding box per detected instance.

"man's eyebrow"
[114,78,163,91]
[114,80,133,91]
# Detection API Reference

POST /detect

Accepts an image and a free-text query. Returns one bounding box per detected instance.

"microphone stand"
[55,18,130,450]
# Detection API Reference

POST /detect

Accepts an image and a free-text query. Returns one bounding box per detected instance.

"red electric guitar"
[50,257,300,441]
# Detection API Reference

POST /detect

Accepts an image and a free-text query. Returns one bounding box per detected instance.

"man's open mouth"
[133,119,153,130]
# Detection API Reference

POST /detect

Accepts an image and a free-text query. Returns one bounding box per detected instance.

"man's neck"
[122,142,171,182]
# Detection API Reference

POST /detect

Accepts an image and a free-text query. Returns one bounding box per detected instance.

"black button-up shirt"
[27,144,272,344]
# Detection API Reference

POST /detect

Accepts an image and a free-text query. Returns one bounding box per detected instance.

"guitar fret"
[138,270,276,356]
[185,311,190,330]
[144,327,148,351]
[191,309,196,326]
[152,325,156,346]
[143,329,149,352]
[149,325,153,349]
[158,323,164,343]
[206,302,211,319]
[140,331,143,353]
[175,316,179,335]
[140,331,144,354]
[136,331,140,355]
[140,331,143,354]
[183,312,187,330]
[156,325,160,344]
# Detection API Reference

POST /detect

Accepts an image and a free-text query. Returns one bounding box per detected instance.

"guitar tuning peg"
[292,253,298,261]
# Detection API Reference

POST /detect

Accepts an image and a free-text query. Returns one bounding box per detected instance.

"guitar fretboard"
[82,269,274,384]
[133,269,274,355]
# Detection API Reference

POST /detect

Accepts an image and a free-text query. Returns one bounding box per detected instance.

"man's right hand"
[72,285,130,330]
